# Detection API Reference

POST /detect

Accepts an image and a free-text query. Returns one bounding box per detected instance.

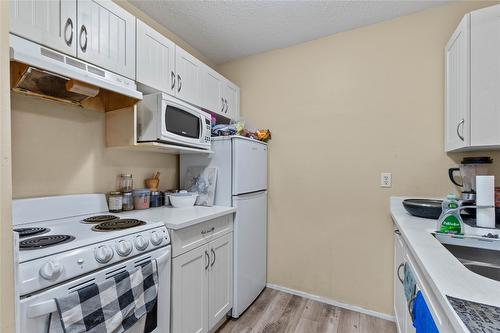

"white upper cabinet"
[175,46,202,106]
[77,0,136,79]
[136,19,176,94]
[200,65,224,114]
[10,0,77,56]
[445,4,500,152]
[445,15,470,152]
[224,80,240,120]
[470,5,500,147]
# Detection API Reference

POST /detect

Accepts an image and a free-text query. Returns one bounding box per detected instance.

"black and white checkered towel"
[54,261,158,333]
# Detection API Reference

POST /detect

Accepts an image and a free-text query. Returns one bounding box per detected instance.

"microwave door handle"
[27,299,58,318]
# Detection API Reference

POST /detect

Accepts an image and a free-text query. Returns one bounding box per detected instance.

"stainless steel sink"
[436,234,500,282]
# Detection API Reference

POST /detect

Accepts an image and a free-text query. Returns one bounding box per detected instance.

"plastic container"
[133,189,151,210]
[437,193,463,234]
[122,192,134,211]
[119,174,133,192]
[150,191,162,208]
[169,191,198,208]
[108,191,123,213]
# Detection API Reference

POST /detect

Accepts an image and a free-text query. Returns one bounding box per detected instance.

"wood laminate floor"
[217,288,397,333]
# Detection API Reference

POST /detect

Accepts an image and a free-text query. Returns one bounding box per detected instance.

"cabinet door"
[10,0,77,56]
[208,233,233,329]
[172,245,209,333]
[175,46,202,105]
[444,15,470,152]
[77,0,135,79]
[201,65,224,115]
[394,232,407,333]
[136,19,176,94]
[470,5,500,147]
[224,81,240,120]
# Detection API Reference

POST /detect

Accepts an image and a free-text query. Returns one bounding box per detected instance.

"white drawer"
[170,215,233,258]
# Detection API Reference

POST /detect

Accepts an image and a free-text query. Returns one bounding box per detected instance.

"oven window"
[165,105,200,139]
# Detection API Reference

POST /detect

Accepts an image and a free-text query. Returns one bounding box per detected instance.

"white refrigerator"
[180,136,268,318]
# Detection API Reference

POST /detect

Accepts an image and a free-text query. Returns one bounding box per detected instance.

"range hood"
[9,34,142,111]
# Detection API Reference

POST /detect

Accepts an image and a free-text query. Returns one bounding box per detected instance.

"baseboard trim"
[266,283,395,322]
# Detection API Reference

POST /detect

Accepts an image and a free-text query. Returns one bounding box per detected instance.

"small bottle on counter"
[122,192,134,211]
[108,191,123,213]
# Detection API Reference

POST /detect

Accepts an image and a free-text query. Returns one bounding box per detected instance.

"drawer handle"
[397,263,405,285]
[201,227,215,235]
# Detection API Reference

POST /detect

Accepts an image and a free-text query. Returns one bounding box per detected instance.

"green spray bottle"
[437,193,464,234]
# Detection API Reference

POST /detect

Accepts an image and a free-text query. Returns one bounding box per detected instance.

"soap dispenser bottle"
[437,193,464,234]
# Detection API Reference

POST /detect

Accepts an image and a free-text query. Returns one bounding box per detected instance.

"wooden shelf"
[108,142,213,155]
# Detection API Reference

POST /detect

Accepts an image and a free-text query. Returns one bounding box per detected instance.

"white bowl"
[169,192,198,208]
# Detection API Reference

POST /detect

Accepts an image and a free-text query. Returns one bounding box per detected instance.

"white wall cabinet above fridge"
[10,0,136,79]
[200,65,241,120]
[445,4,500,152]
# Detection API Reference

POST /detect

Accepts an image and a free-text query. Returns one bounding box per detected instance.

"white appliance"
[13,194,171,333]
[9,34,142,101]
[180,136,268,318]
[137,93,212,150]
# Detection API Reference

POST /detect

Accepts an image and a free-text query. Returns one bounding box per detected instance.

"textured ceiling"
[130,1,450,65]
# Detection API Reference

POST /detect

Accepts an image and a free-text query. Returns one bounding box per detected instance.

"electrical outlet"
[381,173,392,188]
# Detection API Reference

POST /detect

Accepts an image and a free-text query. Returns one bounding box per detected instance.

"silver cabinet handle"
[397,263,405,284]
[79,25,87,53]
[205,250,210,270]
[224,99,228,113]
[394,229,401,236]
[210,248,216,267]
[171,71,175,90]
[64,18,73,47]
[177,74,182,92]
[408,295,416,321]
[221,98,224,112]
[457,118,465,141]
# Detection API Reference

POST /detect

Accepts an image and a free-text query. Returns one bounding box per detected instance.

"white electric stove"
[13,194,171,333]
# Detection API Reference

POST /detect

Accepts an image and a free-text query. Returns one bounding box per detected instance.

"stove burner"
[19,235,75,250]
[14,227,49,238]
[92,219,146,232]
[82,215,118,224]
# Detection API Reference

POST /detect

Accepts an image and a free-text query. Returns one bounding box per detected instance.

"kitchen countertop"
[117,205,236,230]
[390,197,500,333]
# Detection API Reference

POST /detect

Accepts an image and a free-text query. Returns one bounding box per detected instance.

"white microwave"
[137,93,211,150]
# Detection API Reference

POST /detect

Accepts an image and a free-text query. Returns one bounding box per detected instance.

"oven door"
[160,96,208,149]
[19,246,171,333]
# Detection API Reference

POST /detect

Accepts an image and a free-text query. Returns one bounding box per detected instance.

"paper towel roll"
[476,176,495,228]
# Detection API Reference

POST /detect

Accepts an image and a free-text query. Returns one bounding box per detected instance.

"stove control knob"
[150,231,163,246]
[116,240,133,257]
[134,235,148,251]
[39,260,63,281]
[95,245,114,264]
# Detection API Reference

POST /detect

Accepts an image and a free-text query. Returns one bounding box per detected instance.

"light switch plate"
[381,173,392,188]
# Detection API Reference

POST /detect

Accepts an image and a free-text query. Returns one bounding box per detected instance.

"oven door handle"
[154,247,171,268]
[27,299,58,318]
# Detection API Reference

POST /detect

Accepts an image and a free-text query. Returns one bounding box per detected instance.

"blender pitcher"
[448,157,493,200]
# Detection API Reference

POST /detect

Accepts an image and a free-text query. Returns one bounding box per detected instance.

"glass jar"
[119,174,133,192]
[150,191,161,208]
[108,191,123,213]
[122,192,134,211]
[133,189,151,210]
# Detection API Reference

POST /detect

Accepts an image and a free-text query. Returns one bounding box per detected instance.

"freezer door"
[232,138,268,195]
[232,191,267,318]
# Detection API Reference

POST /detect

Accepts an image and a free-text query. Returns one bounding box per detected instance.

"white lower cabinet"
[394,230,451,333]
[171,218,233,333]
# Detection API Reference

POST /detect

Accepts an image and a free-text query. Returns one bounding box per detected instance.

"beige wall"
[1,1,15,332]
[11,94,179,198]
[217,1,500,315]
